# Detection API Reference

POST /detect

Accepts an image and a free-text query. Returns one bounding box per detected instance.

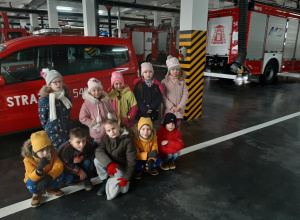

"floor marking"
[1,111,300,218]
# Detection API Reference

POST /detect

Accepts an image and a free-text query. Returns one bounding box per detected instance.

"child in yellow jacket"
[21,130,64,208]
[132,117,161,179]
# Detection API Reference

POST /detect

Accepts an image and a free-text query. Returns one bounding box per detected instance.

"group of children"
[21,55,188,207]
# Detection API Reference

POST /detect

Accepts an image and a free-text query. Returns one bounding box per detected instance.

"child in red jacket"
[157,113,184,170]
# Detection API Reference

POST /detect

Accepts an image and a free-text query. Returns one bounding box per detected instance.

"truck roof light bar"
[33,28,62,36]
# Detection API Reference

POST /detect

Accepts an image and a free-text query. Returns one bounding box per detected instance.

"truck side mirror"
[0,75,6,86]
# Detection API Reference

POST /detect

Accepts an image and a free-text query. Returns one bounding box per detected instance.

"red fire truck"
[0,29,139,134]
[0,12,28,43]
[204,1,300,84]
[119,26,179,64]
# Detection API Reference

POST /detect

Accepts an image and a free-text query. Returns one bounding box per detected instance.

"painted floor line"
[1,111,300,218]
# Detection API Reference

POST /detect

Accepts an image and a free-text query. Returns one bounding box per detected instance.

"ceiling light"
[56,6,72,11]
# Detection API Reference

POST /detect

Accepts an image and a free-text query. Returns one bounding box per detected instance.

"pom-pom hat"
[40,68,63,86]
[88,78,103,92]
[166,55,181,71]
[163,113,177,127]
[111,71,125,88]
[31,130,52,153]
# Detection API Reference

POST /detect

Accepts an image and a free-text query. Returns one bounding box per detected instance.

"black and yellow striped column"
[179,30,206,120]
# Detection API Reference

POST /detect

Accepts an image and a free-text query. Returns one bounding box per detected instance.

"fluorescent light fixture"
[98,10,105,14]
[56,6,72,11]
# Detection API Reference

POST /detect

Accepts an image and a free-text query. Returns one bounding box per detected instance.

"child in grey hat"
[38,68,72,148]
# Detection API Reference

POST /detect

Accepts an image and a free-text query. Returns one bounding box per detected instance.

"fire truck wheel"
[261,60,277,85]
[146,54,152,63]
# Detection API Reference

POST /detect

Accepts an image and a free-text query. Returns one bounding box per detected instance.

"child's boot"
[135,171,142,179]
[31,194,41,208]
[169,161,176,169]
[149,168,159,175]
[46,188,64,197]
[84,179,93,191]
[160,162,170,171]
[97,179,107,196]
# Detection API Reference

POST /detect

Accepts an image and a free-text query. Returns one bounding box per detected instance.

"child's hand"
[79,170,87,180]
[117,178,128,187]
[147,109,152,114]
[73,156,82,164]
[107,162,119,175]
[37,157,50,173]
[161,140,168,146]
[171,106,177,112]
[175,107,182,112]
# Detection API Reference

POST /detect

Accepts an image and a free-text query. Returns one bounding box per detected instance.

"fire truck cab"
[205,2,300,84]
[0,29,139,134]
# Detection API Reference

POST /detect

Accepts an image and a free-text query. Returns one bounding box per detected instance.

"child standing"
[94,119,136,198]
[79,78,116,147]
[161,55,188,129]
[38,68,72,148]
[132,117,161,179]
[58,127,94,191]
[21,130,64,208]
[133,62,163,121]
[157,113,184,170]
[108,71,138,128]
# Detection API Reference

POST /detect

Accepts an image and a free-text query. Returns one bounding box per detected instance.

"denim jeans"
[163,153,179,163]
[93,139,99,148]
[63,158,91,184]
[26,173,64,194]
[135,157,162,171]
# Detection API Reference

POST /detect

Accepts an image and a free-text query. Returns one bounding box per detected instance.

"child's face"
[50,77,63,92]
[143,70,154,80]
[36,146,51,159]
[70,137,86,152]
[90,87,102,99]
[165,122,175,132]
[105,123,120,138]
[113,80,124,92]
[140,125,152,139]
[169,69,180,77]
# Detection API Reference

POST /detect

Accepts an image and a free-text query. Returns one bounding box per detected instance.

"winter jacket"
[109,87,138,127]
[38,85,72,147]
[22,145,63,183]
[79,89,116,142]
[131,123,158,162]
[161,72,189,119]
[95,128,137,181]
[133,78,163,121]
[157,125,184,159]
[58,140,94,176]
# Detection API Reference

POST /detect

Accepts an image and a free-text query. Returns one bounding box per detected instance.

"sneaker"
[31,194,41,207]
[46,188,64,197]
[84,179,93,191]
[160,162,170,171]
[97,179,107,196]
[149,168,159,175]
[169,161,176,169]
[135,171,142,179]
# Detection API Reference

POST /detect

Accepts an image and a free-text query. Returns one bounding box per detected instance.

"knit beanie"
[111,71,125,88]
[163,113,177,127]
[30,130,52,153]
[138,117,153,140]
[88,78,103,92]
[141,62,154,76]
[166,55,181,71]
[40,68,63,86]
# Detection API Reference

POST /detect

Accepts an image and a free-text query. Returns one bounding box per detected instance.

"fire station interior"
[2,0,300,219]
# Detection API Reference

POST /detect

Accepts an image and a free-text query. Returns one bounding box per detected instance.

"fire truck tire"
[261,60,277,85]
[146,54,152,63]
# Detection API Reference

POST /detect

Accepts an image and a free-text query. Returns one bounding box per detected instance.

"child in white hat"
[133,62,163,121]
[79,78,116,147]
[108,71,138,128]
[161,55,188,129]
[38,68,72,148]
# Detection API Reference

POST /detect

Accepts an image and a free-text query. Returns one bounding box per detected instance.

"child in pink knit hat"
[133,62,163,122]
[161,55,188,130]
[108,71,138,127]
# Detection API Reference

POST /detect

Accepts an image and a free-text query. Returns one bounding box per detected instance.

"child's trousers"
[163,153,179,163]
[26,173,64,194]
[63,158,92,184]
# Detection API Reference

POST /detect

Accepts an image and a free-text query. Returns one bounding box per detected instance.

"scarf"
[144,78,154,87]
[49,89,72,122]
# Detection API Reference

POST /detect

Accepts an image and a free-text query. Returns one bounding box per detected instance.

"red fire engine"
[0,29,139,134]
[204,1,300,84]
[0,12,28,43]
[119,26,179,64]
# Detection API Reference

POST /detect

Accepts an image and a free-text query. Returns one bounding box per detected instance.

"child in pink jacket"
[161,55,189,129]
[79,78,116,147]
[108,71,138,128]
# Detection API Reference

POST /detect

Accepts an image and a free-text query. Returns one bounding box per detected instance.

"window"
[7,32,24,40]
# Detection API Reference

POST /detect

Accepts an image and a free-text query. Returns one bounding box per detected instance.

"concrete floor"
[1,72,300,219]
